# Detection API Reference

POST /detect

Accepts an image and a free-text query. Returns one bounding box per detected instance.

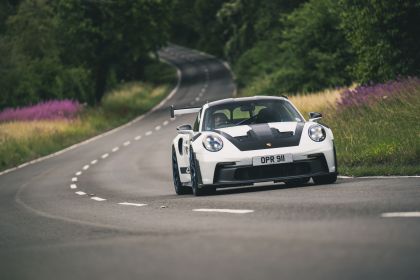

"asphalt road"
[1,45,420,280]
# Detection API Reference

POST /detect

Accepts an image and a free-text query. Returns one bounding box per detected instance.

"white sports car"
[170,96,337,196]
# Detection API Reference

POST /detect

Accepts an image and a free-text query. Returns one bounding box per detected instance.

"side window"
[193,110,202,131]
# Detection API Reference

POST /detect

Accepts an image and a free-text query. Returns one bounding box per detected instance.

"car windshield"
[202,99,303,131]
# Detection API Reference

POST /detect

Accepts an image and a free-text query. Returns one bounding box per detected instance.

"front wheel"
[172,146,190,195]
[189,147,215,196]
[312,173,337,185]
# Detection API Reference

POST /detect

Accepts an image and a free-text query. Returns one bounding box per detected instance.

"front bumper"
[212,154,330,187]
[194,141,336,185]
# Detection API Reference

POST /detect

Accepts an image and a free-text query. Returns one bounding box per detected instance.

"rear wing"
[170,105,201,118]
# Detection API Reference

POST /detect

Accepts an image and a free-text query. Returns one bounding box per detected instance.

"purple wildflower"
[0,100,82,122]
[338,77,420,108]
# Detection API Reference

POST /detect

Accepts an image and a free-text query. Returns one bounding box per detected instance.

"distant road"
[0,45,419,280]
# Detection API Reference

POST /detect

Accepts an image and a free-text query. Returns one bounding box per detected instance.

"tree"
[56,0,172,104]
[0,0,90,109]
[340,0,420,83]
[273,0,354,93]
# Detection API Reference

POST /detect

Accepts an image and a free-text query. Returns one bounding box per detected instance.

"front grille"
[234,162,311,180]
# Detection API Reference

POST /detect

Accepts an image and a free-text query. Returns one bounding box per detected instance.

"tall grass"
[327,78,420,175]
[289,87,344,118]
[0,61,175,171]
[241,77,420,176]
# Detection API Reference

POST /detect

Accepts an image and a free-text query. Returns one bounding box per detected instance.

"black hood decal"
[215,123,304,151]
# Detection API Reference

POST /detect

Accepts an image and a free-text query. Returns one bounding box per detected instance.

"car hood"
[215,122,304,151]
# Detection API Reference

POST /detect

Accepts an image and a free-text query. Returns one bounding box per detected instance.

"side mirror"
[177,124,193,135]
[309,112,322,122]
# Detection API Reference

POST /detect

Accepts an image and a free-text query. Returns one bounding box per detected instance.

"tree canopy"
[1,0,419,109]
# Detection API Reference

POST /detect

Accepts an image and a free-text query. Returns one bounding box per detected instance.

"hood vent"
[215,123,304,151]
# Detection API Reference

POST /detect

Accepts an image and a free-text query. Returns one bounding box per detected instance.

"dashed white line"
[118,202,147,207]
[163,121,169,126]
[75,171,82,176]
[83,165,90,170]
[381,212,420,218]
[193,209,254,214]
[91,159,98,165]
[195,97,200,102]
[101,153,109,159]
[134,135,142,140]
[70,184,77,189]
[71,177,78,182]
[123,141,131,146]
[91,196,106,202]
[146,131,152,136]
[155,125,161,131]
[75,191,86,196]
[112,147,119,152]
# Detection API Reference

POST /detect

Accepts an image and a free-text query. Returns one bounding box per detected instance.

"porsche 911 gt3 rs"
[170,96,337,196]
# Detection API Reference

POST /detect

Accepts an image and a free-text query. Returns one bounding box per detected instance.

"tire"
[172,146,190,195]
[285,177,310,187]
[189,146,215,196]
[312,173,337,185]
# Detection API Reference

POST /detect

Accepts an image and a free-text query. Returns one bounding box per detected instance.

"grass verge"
[0,61,176,172]
[239,79,420,176]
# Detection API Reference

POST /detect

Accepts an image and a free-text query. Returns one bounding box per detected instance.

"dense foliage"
[172,0,420,95]
[340,0,420,83]
[0,0,171,109]
[1,0,419,109]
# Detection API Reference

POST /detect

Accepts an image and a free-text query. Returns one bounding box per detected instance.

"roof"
[206,95,288,108]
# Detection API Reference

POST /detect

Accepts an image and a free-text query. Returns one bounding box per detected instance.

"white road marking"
[91,196,106,202]
[146,131,152,136]
[101,153,109,159]
[91,159,98,165]
[195,97,200,101]
[71,177,78,182]
[123,141,131,146]
[163,120,169,126]
[112,147,119,152]
[70,184,77,189]
[75,191,86,196]
[75,171,82,176]
[134,135,142,140]
[155,125,161,131]
[83,165,89,170]
[193,209,254,214]
[381,212,420,218]
[118,202,147,207]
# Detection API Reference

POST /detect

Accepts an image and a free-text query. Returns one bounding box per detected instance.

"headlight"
[308,124,326,142]
[203,135,223,152]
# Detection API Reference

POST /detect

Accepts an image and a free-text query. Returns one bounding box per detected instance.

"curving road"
[1,45,420,280]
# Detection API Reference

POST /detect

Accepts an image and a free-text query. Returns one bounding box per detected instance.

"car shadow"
[212,182,313,196]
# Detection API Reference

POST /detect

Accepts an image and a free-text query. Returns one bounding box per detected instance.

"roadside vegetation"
[0,62,175,171]
[1,0,419,175]
[289,78,420,175]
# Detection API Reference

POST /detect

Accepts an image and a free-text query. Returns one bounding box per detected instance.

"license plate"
[252,154,293,166]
